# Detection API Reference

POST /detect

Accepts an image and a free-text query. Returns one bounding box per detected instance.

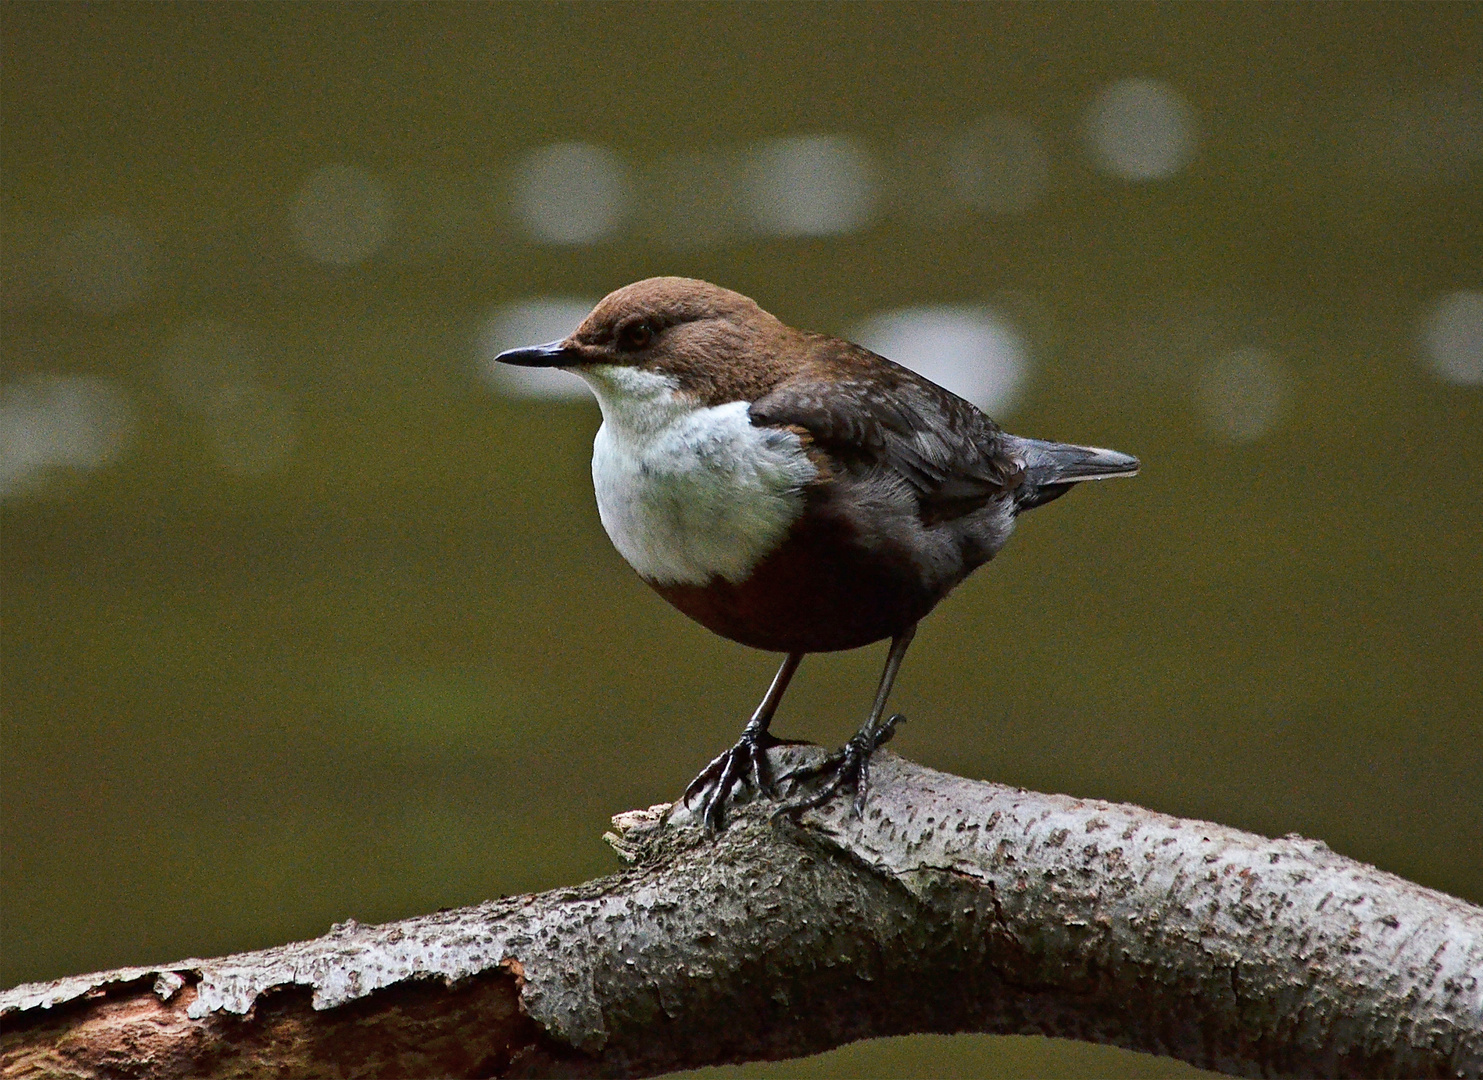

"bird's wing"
[748,341,1023,521]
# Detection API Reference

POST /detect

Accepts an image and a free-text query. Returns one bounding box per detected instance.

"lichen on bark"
[3,749,1481,1079]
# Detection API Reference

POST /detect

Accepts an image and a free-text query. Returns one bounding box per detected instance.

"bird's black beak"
[494,340,581,368]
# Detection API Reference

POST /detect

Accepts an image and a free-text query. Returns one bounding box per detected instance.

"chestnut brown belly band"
[649,520,938,653]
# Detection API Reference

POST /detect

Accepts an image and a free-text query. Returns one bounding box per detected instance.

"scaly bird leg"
[779,623,916,819]
[683,651,803,833]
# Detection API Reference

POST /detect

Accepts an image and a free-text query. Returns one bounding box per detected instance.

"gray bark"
[3,749,1481,1079]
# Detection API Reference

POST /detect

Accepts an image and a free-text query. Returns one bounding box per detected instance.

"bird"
[496,277,1139,831]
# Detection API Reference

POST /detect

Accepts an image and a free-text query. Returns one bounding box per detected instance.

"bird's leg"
[683,651,803,832]
[779,624,916,819]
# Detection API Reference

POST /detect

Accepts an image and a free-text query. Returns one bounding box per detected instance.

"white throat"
[575,364,817,586]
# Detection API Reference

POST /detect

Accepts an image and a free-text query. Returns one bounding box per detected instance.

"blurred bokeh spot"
[1194,348,1292,444]
[1422,291,1483,386]
[744,134,879,237]
[290,164,393,267]
[852,305,1029,416]
[511,142,632,246]
[1347,82,1483,184]
[1084,77,1198,181]
[157,322,297,475]
[0,375,134,497]
[477,298,598,401]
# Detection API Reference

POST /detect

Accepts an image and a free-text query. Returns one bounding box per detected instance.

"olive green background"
[2,5,1479,1077]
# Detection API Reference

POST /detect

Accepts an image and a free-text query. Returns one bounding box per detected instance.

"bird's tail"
[1009,438,1140,512]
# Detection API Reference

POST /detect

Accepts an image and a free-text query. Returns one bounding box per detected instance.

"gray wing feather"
[748,356,1021,522]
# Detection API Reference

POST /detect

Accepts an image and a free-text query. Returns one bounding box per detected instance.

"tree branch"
[3,749,1481,1079]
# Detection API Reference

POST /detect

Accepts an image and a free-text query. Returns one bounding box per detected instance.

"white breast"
[576,365,817,586]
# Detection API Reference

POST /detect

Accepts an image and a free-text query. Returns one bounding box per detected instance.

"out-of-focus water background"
[2,5,1479,1076]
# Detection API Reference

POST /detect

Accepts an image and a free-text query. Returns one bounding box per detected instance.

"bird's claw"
[682,726,779,833]
[775,712,904,820]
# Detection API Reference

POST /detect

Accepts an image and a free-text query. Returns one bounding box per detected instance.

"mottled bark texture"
[3,750,1481,1079]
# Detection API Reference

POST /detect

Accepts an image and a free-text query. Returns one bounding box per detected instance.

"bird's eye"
[616,320,654,351]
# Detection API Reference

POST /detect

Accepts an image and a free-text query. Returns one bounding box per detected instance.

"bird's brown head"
[495,277,797,404]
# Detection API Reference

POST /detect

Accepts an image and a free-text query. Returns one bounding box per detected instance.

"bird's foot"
[776,712,904,820]
[682,726,781,833]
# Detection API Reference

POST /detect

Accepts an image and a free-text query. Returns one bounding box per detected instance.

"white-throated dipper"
[497,277,1138,831]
